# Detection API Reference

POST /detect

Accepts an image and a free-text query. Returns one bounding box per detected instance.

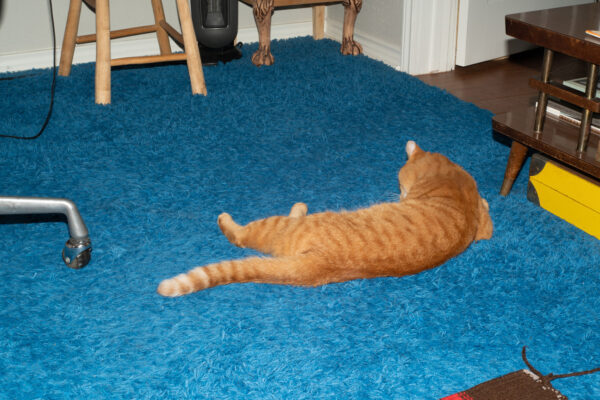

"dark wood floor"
[418,49,600,191]
[417,48,586,115]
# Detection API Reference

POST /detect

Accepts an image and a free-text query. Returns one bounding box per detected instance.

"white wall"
[0,0,312,72]
[456,0,595,66]
[326,1,459,75]
[0,0,455,75]
[326,0,404,69]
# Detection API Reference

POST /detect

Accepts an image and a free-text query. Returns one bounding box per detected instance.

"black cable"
[0,73,40,81]
[0,0,56,140]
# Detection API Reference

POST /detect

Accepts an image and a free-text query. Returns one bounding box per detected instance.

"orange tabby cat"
[158,141,493,296]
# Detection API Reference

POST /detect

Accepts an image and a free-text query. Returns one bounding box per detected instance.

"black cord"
[0,0,56,140]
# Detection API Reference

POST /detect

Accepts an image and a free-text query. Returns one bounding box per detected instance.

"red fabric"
[440,392,473,400]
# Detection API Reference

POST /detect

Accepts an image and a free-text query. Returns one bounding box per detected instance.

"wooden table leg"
[341,0,362,55]
[312,6,325,40]
[533,48,553,133]
[176,0,207,96]
[251,0,275,66]
[500,141,529,196]
[577,63,599,155]
[59,0,83,77]
[95,0,111,104]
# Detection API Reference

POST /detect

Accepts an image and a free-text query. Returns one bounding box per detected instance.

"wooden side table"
[494,3,600,195]
[238,0,362,66]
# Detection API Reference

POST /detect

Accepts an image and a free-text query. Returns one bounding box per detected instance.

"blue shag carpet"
[1,37,599,399]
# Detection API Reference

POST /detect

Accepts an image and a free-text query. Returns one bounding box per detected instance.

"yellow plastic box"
[527,154,600,240]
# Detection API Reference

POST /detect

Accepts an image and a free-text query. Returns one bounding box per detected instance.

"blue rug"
[1,37,599,399]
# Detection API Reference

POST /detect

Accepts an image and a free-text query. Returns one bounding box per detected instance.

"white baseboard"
[0,22,312,73]
[325,19,402,70]
[237,21,312,46]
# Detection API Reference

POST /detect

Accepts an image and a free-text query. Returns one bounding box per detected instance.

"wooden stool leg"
[95,0,111,104]
[341,0,362,55]
[251,0,275,67]
[59,0,83,77]
[500,141,529,196]
[312,6,325,40]
[151,0,172,55]
[176,0,207,96]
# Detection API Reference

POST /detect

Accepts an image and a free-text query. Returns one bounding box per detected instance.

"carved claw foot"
[341,0,362,56]
[341,38,363,56]
[252,46,275,67]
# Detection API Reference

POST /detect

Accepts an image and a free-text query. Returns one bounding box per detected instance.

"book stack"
[543,77,600,136]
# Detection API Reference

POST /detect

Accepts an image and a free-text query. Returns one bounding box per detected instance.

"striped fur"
[157,141,493,297]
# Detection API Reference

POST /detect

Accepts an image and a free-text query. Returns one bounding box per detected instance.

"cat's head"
[398,141,493,240]
[399,140,471,198]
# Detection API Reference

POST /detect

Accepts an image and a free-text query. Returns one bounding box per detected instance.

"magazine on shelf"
[563,76,600,97]
[543,98,600,136]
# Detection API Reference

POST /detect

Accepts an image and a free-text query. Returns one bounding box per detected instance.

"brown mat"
[440,347,600,400]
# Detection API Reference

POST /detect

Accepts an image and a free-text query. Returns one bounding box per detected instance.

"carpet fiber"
[1,37,599,399]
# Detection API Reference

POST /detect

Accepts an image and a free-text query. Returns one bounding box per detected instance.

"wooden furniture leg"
[58,0,206,103]
[58,0,83,77]
[251,0,275,67]
[176,0,207,95]
[500,141,529,196]
[95,0,111,104]
[312,6,325,40]
[533,49,553,133]
[577,63,599,154]
[151,0,172,55]
[341,0,362,55]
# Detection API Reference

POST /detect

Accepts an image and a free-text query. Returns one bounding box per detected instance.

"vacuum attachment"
[0,196,92,268]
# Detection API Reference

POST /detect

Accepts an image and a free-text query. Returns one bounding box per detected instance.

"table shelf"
[493,107,600,179]
[529,79,600,113]
[496,4,600,194]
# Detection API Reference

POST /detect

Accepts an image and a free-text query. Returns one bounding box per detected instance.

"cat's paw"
[289,202,308,218]
[218,213,243,246]
[217,212,232,226]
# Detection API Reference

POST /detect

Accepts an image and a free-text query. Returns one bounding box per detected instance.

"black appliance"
[191,0,242,65]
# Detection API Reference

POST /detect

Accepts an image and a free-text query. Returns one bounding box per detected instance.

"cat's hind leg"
[218,202,306,246]
[217,212,282,252]
[218,210,304,256]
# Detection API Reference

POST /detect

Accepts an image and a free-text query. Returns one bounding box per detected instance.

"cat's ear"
[405,141,423,159]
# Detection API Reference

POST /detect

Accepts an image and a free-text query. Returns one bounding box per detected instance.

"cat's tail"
[157,253,333,297]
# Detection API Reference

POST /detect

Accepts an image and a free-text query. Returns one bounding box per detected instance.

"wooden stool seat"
[238,0,363,66]
[59,0,207,104]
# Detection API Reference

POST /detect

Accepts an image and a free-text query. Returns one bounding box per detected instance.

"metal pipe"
[0,196,89,240]
[0,196,92,268]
